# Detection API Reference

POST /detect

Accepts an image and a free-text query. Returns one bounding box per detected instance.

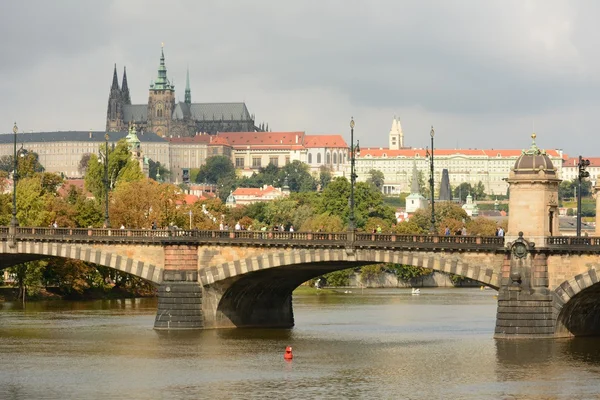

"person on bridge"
[461,226,467,236]
[444,226,451,236]
[497,227,504,237]
[151,221,157,230]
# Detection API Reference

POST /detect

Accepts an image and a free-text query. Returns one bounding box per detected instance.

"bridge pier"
[154,271,203,330]
[495,239,558,338]
[155,244,204,330]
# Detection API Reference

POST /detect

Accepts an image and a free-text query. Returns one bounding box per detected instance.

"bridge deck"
[0,226,509,251]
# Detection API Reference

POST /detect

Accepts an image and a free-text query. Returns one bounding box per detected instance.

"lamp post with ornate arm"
[429,126,435,233]
[349,118,360,231]
[577,155,590,237]
[10,122,19,230]
[103,133,110,228]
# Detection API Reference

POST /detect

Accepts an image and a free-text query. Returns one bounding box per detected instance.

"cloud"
[1,0,599,156]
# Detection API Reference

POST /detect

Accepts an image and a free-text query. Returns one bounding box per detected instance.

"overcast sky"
[1,0,599,156]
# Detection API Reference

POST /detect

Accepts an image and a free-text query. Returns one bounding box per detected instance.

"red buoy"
[284,346,293,360]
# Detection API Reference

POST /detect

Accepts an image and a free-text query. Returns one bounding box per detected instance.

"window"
[285,156,290,165]
[235,157,244,168]
[326,153,331,164]
[157,103,164,118]
[269,157,278,167]
[317,153,321,164]
[333,153,337,164]
[252,157,261,168]
[308,153,312,164]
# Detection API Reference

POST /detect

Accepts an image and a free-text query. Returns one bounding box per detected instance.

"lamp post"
[576,155,590,237]
[103,133,110,228]
[189,210,193,230]
[429,126,435,233]
[349,118,360,231]
[10,122,19,229]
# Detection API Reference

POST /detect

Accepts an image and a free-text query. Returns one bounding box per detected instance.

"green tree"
[15,176,54,226]
[322,268,354,286]
[148,159,170,182]
[85,140,144,202]
[473,181,486,200]
[453,182,473,202]
[319,166,332,190]
[366,169,385,191]
[196,155,236,184]
[278,161,317,192]
[264,199,299,227]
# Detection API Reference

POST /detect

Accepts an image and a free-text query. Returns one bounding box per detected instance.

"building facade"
[168,134,232,183]
[0,131,169,179]
[561,157,600,187]
[106,46,261,137]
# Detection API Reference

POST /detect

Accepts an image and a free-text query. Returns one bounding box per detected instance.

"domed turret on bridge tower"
[506,133,561,242]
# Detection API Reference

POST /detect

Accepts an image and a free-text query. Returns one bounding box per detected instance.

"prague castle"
[106,46,259,137]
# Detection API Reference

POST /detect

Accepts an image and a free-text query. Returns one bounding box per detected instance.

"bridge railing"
[1,226,504,249]
[546,236,600,248]
[355,233,505,249]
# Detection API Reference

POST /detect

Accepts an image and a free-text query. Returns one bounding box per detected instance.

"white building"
[561,157,600,187]
[353,119,565,196]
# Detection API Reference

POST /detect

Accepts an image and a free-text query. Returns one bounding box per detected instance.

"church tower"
[106,64,125,132]
[389,116,404,149]
[185,68,192,105]
[121,66,131,105]
[147,44,176,137]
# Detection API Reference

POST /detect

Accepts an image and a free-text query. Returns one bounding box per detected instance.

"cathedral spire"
[111,63,119,90]
[121,66,131,105]
[185,67,191,105]
[152,43,172,90]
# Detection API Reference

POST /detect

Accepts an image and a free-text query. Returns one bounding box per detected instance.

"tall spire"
[152,43,172,90]
[185,67,191,105]
[111,64,119,90]
[121,66,131,104]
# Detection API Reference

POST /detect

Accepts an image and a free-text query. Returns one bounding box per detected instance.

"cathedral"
[106,46,261,137]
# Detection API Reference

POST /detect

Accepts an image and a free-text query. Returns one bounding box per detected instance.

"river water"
[1,288,600,400]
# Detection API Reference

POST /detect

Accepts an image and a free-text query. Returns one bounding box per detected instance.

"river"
[1,288,599,400]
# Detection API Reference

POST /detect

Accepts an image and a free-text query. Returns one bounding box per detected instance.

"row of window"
[307,152,346,165]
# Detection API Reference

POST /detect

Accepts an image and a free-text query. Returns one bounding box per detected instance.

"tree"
[318,177,396,229]
[85,140,144,202]
[78,153,92,176]
[196,155,236,185]
[278,161,317,192]
[473,181,486,200]
[148,159,170,182]
[300,213,344,232]
[453,183,473,202]
[319,166,332,190]
[366,169,385,191]
[109,180,183,229]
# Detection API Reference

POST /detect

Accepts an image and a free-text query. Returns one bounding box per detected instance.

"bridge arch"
[554,268,600,337]
[0,241,162,284]
[199,248,501,328]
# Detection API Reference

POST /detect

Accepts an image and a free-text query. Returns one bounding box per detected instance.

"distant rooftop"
[0,131,167,144]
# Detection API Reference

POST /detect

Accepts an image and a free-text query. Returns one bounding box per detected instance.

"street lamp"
[189,210,193,230]
[10,122,19,229]
[103,133,110,228]
[429,126,435,233]
[576,155,590,237]
[349,117,360,231]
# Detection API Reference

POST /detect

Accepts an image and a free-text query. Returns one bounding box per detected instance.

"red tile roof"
[232,185,281,197]
[564,157,600,167]
[303,135,348,148]
[358,148,564,158]
[217,132,305,149]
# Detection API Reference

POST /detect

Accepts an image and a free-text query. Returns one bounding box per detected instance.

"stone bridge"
[2,226,600,338]
[3,138,600,338]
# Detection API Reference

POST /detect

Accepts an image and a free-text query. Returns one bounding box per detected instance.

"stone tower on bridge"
[495,133,562,338]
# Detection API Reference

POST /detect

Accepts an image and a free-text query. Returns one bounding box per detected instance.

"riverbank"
[0,286,156,302]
